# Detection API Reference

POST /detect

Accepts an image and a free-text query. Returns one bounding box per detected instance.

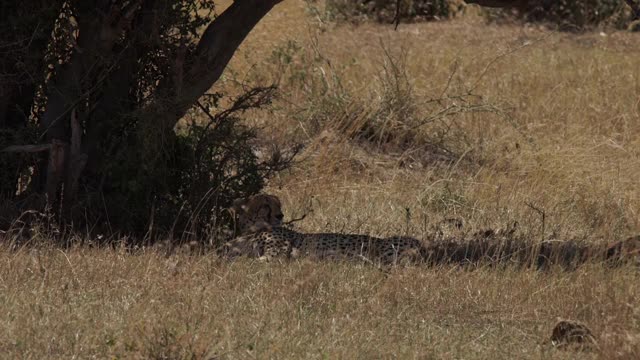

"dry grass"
[2,1,640,358]
[0,245,638,358]
[224,1,640,243]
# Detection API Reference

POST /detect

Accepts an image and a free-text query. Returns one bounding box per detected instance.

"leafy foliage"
[92,87,288,239]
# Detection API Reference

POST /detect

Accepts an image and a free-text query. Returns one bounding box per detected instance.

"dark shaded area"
[422,232,640,270]
[475,0,639,30]
[326,0,457,23]
[0,0,290,244]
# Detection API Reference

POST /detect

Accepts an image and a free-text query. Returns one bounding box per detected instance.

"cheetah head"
[230,194,284,235]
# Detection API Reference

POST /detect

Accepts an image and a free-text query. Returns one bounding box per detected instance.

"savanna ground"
[1,1,640,358]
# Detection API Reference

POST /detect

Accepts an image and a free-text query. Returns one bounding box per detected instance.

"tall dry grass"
[222,1,640,244]
[0,243,638,358]
[1,1,639,358]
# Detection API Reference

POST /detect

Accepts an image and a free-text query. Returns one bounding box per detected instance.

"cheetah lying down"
[220,194,640,267]
[223,226,426,264]
[222,194,424,264]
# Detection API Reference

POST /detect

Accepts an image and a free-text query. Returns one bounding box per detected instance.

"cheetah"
[220,194,640,268]
[220,194,428,264]
[228,193,284,235]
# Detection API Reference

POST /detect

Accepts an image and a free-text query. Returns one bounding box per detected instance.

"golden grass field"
[1,1,640,358]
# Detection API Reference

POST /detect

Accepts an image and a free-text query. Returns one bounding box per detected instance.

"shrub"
[324,0,462,23]
[1,86,297,245]
[84,86,296,243]
[484,0,634,31]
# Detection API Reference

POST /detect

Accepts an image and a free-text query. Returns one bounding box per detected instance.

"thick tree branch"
[1,144,52,153]
[150,0,283,133]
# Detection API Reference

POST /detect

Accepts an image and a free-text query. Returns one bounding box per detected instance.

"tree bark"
[83,1,162,179]
[38,1,143,203]
[62,109,87,214]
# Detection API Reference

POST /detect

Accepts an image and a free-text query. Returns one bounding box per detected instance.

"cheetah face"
[230,194,284,235]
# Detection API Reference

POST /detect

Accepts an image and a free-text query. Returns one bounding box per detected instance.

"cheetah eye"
[276,214,284,221]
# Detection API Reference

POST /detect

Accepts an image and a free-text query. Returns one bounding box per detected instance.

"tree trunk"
[32,0,284,216]
[38,8,110,201]
[37,1,146,208]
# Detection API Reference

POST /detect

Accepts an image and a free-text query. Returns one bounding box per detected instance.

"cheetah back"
[292,232,426,264]
[220,228,292,260]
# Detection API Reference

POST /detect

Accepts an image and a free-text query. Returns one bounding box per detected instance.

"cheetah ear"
[229,197,251,229]
[230,197,249,215]
[229,197,252,236]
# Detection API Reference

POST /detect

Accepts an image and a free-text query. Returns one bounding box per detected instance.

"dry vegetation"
[1,0,639,358]
[1,248,638,358]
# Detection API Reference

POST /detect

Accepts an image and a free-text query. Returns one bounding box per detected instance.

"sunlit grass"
[3,1,639,358]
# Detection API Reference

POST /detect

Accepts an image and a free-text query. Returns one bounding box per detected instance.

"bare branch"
[1,144,52,153]
[284,214,307,226]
